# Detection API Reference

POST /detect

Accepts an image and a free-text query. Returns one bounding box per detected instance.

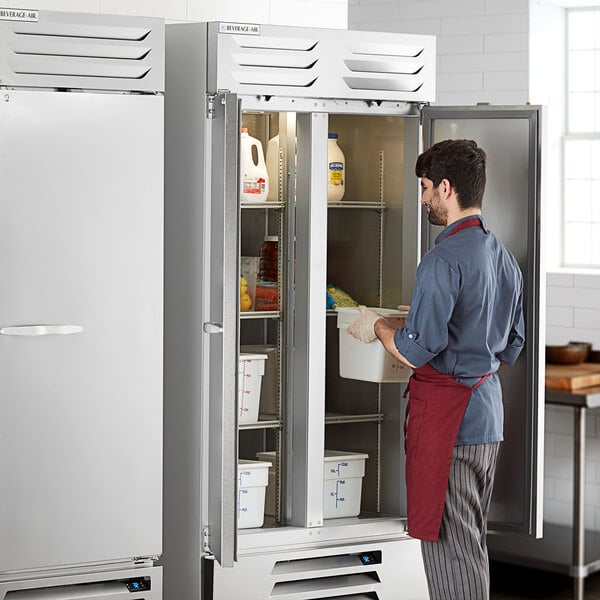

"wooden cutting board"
[546,363,600,391]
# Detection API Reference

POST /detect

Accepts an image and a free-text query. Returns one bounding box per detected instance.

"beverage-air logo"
[0,8,39,21]
[218,22,260,35]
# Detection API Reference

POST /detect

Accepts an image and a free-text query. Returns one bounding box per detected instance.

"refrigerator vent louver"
[270,572,380,598]
[0,11,164,92]
[229,34,319,89]
[342,42,426,93]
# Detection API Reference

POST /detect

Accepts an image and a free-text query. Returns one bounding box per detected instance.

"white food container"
[323,450,369,518]
[240,345,278,416]
[238,460,271,528]
[256,450,277,516]
[336,306,411,383]
[238,353,267,424]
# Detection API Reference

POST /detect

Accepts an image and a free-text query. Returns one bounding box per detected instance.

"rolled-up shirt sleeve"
[394,253,459,368]
[496,281,525,365]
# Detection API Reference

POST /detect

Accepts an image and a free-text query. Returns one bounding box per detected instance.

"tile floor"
[490,561,600,599]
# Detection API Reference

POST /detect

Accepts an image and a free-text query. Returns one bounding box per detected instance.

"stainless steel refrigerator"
[164,21,545,600]
[0,10,164,599]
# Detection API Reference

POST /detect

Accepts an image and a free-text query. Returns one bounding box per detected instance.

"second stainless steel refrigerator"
[0,10,164,599]
[164,21,544,600]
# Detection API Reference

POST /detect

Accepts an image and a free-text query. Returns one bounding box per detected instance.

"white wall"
[7,0,348,27]
[350,0,600,529]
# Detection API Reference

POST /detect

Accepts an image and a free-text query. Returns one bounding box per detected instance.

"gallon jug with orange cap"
[240,127,269,202]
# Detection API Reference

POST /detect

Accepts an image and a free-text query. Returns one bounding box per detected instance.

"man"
[347,139,525,600]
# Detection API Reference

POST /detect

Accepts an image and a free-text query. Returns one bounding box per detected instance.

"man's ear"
[439,178,453,199]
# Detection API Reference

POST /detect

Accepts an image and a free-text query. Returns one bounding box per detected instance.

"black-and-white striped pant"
[421,442,501,600]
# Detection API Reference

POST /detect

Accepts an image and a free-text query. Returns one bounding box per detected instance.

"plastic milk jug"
[327,133,345,202]
[266,134,279,202]
[241,127,269,202]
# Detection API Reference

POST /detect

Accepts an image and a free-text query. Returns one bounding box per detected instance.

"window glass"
[565,8,600,268]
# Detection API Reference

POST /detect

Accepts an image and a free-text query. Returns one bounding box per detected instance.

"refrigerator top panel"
[207,22,435,104]
[0,8,164,93]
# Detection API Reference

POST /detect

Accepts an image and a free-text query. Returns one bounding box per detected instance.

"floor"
[490,561,600,599]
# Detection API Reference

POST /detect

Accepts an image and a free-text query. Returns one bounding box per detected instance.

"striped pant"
[421,442,501,600]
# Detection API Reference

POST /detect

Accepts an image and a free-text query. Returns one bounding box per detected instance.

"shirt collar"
[435,214,488,245]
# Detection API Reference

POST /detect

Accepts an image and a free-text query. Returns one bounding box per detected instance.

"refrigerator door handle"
[0,325,84,336]
[203,322,224,334]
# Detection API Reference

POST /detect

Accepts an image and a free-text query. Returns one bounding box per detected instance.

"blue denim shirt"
[394,215,525,445]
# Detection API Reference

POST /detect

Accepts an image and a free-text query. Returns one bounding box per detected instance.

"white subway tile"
[573,273,600,288]
[574,308,600,329]
[545,406,573,434]
[546,306,573,328]
[546,272,575,287]
[357,18,441,34]
[551,432,574,458]
[350,2,398,23]
[440,13,527,36]
[484,0,528,15]
[397,0,484,20]
[544,498,571,526]
[484,32,528,52]
[545,326,573,346]
[187,0,269,23]
[437,71,483,91]
[484,70,529,91]
[270,1,348,28]
[441,52,527,73]
[548,286,600,309]
[101,0,184,19]
[17,0,101,11]
[438,34,484,54]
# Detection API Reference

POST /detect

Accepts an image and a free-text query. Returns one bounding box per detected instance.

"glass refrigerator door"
[422,105,545,538]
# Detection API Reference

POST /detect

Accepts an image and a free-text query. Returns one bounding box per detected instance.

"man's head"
[415,139,487,212]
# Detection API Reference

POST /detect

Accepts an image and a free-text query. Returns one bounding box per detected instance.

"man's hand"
[347,306,384,343]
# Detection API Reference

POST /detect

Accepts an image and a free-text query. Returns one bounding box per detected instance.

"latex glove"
[347,305,384,343]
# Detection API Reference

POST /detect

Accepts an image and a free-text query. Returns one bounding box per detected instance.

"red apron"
[403,364,492,541]
[403,215,492,541]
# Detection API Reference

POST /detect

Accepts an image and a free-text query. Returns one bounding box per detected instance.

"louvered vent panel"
[212,23,435,103]
[0,11,163,92]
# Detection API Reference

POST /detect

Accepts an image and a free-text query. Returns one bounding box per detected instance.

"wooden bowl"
[546,343,590,365]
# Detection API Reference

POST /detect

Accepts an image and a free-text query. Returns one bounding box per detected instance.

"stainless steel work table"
[489,384,600,600]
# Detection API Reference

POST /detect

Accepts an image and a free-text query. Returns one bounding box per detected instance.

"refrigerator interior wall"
[237,110,421,527]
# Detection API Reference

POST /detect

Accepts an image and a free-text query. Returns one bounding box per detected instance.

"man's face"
[420,176,447,226]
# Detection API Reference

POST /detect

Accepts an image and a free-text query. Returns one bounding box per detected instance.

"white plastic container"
[256,450,277,516]
[238,353,268,424]
[323,450,369,518]
[327,132,345,202]
[238,459,271,528]
[336,306,411,383]
[240,127,269,202]
[241,345,278,416]
[265,134,279,202]
[256,449,368,519]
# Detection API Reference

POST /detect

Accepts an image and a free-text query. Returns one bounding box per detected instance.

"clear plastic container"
[327,133,345,202]
[259,235,278,282]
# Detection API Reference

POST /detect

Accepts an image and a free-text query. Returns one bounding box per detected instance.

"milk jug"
[240,128,269,202]
[265,134,279,201]
[327,133,345,202]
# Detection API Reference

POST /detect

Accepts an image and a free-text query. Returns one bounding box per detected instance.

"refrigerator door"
[421,105,544,537]
[0,90,163,571]
[204,92,241,567]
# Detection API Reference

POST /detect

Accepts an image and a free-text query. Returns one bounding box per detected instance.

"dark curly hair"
[415,139,487,209]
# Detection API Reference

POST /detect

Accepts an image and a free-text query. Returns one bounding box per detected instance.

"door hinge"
[202,526,211,552]
[207,94,216,119]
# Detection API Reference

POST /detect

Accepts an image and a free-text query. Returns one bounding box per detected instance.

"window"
[564,8,600,268]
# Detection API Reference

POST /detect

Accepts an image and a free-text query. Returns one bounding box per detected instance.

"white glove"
[347,306,384,343]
